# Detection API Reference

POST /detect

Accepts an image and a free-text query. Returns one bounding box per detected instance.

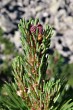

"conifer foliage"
[0,19,73,110]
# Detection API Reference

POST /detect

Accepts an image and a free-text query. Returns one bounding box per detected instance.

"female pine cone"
[30,24,43,42]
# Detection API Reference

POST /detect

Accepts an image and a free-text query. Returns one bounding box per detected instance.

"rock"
[69,56,73,63]
[23,0,30,6]
[17,0,23,6]
[0,54,6,60]
[59,50,71,57]
[49,0,60,14]
[0,44,5,53]
[64,30,73,52]
[43,12,48,17]
[64,17,73,29]
[10,31,21,49]
[0,13,16,33]
[8,11,17,20]
[0,0,11,7]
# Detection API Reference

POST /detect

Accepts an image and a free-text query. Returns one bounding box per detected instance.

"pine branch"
[0,18,73,110]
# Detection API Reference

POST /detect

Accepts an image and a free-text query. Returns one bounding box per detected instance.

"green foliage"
[0,83,29,110]
[48,50,73,86]
[0,28,17,55]
[0,28,18,81]
[0,19,73,110]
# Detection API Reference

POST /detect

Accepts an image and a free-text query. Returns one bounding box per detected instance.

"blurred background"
[0,0,73,95]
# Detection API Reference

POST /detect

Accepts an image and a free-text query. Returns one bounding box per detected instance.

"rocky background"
[0,0,73,63]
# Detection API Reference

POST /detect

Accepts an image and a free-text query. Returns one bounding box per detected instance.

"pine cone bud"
[30,24,43,34]
[37,24,43,34]
[30,25,36,33]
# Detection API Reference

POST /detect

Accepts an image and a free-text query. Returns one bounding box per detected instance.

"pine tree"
[0,18,73,110]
